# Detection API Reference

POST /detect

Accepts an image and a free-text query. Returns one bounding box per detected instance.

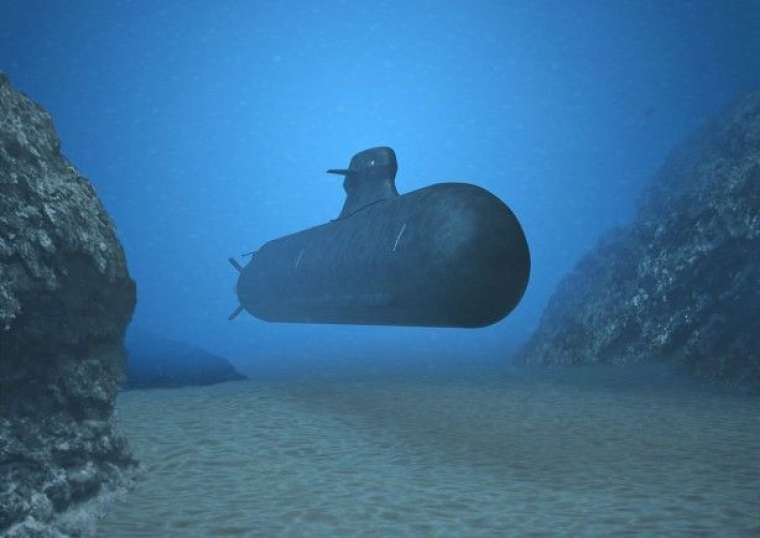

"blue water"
[2,1,758,375]
[3,3,760,536]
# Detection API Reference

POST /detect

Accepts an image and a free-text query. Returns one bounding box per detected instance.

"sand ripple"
[98,377,760,537]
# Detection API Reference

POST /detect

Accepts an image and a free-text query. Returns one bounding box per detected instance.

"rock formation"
[0,73,137,536]
[518,92,760,391]
[125,331,246,390]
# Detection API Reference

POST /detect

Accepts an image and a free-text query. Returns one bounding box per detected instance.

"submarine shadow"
[276,357,760,502]
[279,374,645,493]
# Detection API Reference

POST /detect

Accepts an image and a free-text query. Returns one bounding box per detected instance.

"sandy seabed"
[98,373,760,537]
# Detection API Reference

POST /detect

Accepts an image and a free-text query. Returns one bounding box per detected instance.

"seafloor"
[98,372,759,537]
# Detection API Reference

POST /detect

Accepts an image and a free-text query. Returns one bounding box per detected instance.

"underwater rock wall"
[0,73,137,536]
[518,91,760,390]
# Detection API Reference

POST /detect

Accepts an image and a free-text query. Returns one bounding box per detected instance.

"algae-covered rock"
[0,73,137,536]
[518,91,760,391]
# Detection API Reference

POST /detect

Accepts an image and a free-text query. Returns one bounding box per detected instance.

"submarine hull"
[236,183,530,328]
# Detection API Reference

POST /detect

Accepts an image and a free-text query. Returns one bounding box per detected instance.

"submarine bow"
[230,146,530,328]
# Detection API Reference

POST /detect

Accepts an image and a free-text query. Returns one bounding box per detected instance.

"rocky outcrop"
[125,331,246,390]
[518,92,760,391]
[0,74,137,536]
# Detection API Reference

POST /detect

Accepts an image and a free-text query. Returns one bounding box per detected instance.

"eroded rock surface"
[0,73,137,536]
[518,92,760,391]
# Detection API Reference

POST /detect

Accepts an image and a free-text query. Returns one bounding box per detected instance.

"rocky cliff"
[0,74,137,536]
[518,92,760,391]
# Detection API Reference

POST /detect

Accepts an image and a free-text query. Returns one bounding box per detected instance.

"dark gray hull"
[236,182,530,327]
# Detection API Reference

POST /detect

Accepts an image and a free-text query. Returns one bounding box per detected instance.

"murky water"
[99,375,760,537]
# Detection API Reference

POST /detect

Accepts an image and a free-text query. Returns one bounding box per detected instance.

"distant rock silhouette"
[125,331,246,389]
[518,91,760,391]
[0,73,137,536]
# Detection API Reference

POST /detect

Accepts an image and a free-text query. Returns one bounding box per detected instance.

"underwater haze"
[3,0,759,377]
[3,2,760,537]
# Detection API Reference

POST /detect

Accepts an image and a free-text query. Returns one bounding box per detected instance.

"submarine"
[229,146,530,328]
